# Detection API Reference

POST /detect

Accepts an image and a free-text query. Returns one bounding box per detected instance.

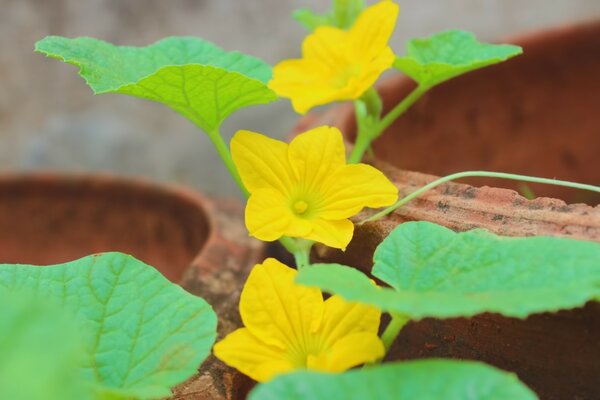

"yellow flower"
[269,0,399,114]
[213,258,384,382]
[231,126,398,249]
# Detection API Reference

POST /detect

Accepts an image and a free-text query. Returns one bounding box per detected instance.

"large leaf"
[35,36,277,132]
[297,222,600,319]
[0,292,87,400]
[0,253,217,399]
[249,359,537,400]
[394,30,522,88]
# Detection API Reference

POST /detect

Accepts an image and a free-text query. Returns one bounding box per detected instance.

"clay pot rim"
[0,170,218,281]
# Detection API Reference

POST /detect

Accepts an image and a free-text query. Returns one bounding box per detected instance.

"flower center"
[287,334,328,369]
[292,200,309,215]
[331,64,362,89]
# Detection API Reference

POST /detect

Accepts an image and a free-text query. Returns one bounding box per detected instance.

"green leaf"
[293,0,365,31]
[293,9,332,32]
[0,253,217,399]
[249,359,537,400]
[297,222,600,319]
[35,36,277,132]
[0,292,88,400]
[394,30,522,88]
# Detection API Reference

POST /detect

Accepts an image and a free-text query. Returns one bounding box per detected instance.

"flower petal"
[307,332,385,372]
[240,259,324,350]
[304,218,354,250]
[213,328,294,382]
[303,26,351,67]
[288,126,346,195]
[319,163,398,220]
[349,47,396,98]
[270,59,345,114]
[317,295,382,348]
[231,130,295,194]
[246,188,294,242]
[349,0,399,61]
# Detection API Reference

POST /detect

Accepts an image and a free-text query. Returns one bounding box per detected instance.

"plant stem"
[206,127,249,197]
[348,124,372,163]
[381,313,410,354]
[293,247,311,270]
[363,170,600,223]
[279,236,297,253]
[373,85,428,139]
[279,237,313,269]
[348,85,428,163]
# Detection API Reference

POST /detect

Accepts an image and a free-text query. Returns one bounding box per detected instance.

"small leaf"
[394,30,522,88]
[293,0,365,31]
[297,222,600,319]
[0,253,217,399]
[0,292,88,400]
[292,9,332,32]
[35,36,277,132]
[248,359,537,400]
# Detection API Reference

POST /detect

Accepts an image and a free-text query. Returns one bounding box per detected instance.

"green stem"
[348,85,428,163]
[206,127,249,197]
[279,236,297,254]
[348,124,372,163]
[279,237,313,269]
[381,313,410,354]
[373,85,427,139]
[293,248,311,270]
[363,170,600,223]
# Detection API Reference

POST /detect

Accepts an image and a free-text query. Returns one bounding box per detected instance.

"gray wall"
[1,0,599,197]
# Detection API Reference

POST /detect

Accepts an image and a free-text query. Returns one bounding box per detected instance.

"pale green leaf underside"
[249,359,537,400]
[0,293,87,400]
[297,222,600,319]
[394,30,522,87]
[0,253,217,399]
[35,36,277,132]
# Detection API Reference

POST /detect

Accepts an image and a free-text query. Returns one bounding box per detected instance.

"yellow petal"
[319,163,398,220]
[240,259,324,350]
[246,188,294,242]
[308,332,385,372]
[231,130,295,194]
[303,26,351,67]
[269,59,348,114]
[304,218,354,250]
[287,126,346,195]
[316,295,382,349]
[349,0,399,61]
[286,84,349,115]
[213,328,294,382]
[348,47,396,98]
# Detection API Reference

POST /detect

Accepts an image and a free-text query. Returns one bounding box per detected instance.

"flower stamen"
[293,200,309,215]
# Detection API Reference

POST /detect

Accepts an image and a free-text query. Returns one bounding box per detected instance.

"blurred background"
[1,0,599,198]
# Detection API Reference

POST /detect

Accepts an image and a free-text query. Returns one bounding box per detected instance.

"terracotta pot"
[0,172,261,400]
[296,22,600,400]
[302,21,600,206]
